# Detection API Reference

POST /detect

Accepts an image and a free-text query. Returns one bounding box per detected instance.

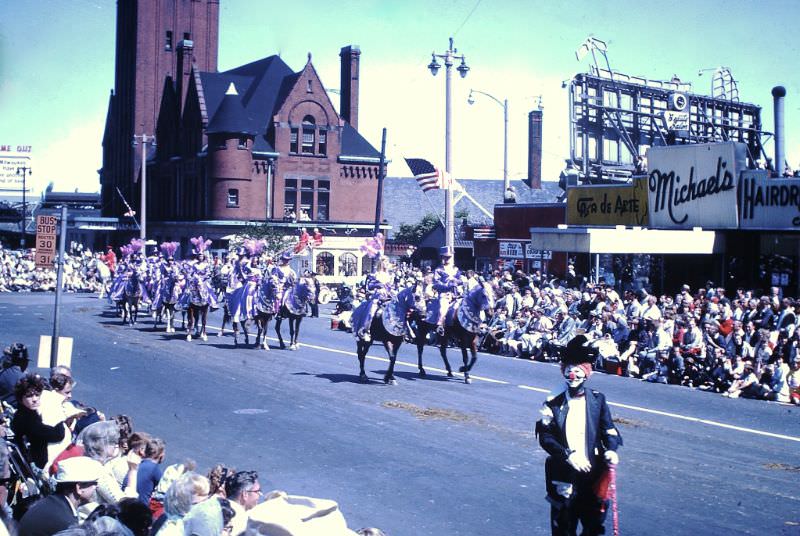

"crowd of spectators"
[0,243,108,294]
[0,345,384,536]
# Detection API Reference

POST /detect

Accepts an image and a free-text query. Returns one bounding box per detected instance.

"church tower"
[101,0,219,217]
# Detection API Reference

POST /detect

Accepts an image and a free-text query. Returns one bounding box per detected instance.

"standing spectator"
[102,246,117,276]
[310,272,320,318]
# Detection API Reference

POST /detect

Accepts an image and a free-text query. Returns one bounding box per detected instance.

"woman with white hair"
[79,421,140,512]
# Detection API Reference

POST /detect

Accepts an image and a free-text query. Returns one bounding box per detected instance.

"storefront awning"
[529,226,725,255]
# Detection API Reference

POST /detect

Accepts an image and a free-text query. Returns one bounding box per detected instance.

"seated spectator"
[152,471,207,535]
[17,456,102,536]
[80,421,140,510]
[724,362,761,398]
[0,343,29,408]
[137,436,166,507]
[11,373,68,470]
[225,470,262,536]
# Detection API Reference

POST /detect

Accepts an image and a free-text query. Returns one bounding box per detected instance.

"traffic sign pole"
[50,205,67,368]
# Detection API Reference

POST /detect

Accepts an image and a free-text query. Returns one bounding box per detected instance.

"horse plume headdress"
[160,241,179,258]
[129,238,144,255]
[190,236,212,254]
[360,233,385,259]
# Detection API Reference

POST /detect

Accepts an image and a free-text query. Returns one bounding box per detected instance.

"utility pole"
[16,165,32,248]
[133,134,155,239]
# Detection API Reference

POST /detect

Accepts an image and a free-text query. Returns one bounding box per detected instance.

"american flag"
[405,158,451,192]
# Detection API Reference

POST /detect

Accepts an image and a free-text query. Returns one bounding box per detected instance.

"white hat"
[55,456,103,483]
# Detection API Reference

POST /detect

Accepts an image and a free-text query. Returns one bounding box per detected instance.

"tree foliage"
[393,208,470,245]
[232,223,295,257]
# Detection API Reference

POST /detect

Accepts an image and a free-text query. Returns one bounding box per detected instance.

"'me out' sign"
[647,142,744,229]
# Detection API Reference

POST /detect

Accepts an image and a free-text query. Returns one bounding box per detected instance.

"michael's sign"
[647,142,743,229]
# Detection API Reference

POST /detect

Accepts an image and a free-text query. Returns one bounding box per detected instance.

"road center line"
[197,324,800,442]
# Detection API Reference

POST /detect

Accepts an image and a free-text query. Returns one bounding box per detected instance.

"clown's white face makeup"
[564,365,587,389]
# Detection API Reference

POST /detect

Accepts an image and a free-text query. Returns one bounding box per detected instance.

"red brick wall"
[209,137,264,220]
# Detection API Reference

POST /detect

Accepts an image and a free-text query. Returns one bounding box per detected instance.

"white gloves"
[604,450,619,466]
[567,451,592,473]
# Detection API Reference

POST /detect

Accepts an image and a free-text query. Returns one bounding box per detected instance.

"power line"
[453,0,483,37]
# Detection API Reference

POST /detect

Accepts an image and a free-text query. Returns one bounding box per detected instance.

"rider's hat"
[280,251,293,262]
[439,246,454,257]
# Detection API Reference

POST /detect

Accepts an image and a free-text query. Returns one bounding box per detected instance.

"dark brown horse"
[414,282,496,384]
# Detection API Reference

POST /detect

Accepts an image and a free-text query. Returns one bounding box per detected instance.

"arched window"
[302,115,315,154]
[339,253,357,277]
[315,252,334,276]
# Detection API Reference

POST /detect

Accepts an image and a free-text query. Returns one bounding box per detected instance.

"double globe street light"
[427,37,469,250]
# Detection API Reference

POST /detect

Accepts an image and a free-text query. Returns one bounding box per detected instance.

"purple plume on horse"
[190,236,212,254]
[120,245,132,258]
[160,241,179,257]
[129,238,144,254]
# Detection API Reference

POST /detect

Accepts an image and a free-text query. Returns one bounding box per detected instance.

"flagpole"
[116,187,141,231]
[423,191,446,229]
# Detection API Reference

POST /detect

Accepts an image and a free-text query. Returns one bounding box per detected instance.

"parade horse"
[251,274,281,349]
[275,276,316,350]
[185,275,210,341]
[153,273,182,333]
[121,270,144,326]
[229,276,260,348]
[414,281,496,384]
[354,283,419,384]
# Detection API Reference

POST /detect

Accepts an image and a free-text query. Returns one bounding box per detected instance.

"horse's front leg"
[438,333,454,377]
[288,318,300,350]
[383,339,399,385]
[219,305,229,337]
[458,336,475,384]
[275,316,286,349]
[357,341,369,383]
[186,309,194,341]
[242,318,251,346]
[200,307,208,341]
[416,324,428,377]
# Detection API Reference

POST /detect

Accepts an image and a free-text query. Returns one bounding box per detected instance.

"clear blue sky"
[1,0,798,195]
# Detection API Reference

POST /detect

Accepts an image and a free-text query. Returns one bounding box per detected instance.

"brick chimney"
[176,39,194,117]
[339,45,360,129]
[527,109,543,189]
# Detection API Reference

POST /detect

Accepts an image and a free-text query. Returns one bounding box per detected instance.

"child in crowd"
[137,436,166,507]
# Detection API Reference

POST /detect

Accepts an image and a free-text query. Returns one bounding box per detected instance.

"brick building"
[100,1,384,278]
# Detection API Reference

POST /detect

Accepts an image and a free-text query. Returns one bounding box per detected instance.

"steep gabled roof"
[207,83,260,135]
[340,123,381,159]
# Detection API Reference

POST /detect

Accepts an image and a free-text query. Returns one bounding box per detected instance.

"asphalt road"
[1,293,799,535]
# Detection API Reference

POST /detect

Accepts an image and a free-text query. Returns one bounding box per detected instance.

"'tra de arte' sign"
[567,178,649,226]
[738,170,800,229]
[647,142,743,229]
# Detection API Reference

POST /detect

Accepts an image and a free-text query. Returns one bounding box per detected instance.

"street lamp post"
[428,37,469,250]
[132,134,155,239]
[16,165,32,248]
[468,89,508,192]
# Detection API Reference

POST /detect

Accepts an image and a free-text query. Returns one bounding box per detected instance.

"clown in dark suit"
[536,335,622,536]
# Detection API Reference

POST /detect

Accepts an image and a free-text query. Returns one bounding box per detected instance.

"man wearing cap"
[18,456,101,536]
[536,335,622,536]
